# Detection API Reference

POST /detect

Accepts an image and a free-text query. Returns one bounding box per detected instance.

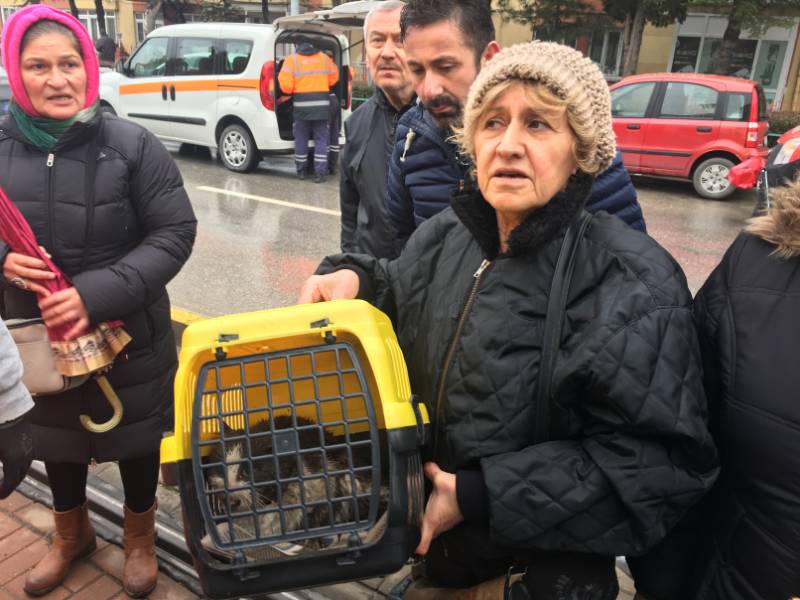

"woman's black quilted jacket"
[319,176,718,557]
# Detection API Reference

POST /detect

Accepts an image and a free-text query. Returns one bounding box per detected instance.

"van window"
[611,82,655,118]
[723,92,751,121]
[222,40,253,75]
[658,82,718,119]
[128,37,168,78]
[173,38,216,76]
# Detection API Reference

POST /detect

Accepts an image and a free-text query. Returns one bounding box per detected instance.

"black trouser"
[424,524,618,600]
[46,452,160,513]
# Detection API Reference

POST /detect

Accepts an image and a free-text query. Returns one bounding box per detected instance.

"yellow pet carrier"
[160,300,429,597]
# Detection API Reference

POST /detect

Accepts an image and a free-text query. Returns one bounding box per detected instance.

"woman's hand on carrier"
[298,270,359,303]
[3,251,54,296]
[38,287,89,340]
[415,462,464,556]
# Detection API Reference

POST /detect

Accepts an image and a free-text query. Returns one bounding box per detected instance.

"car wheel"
[99,102,116,116]
[218,124,259,173]
[693,157,736,199]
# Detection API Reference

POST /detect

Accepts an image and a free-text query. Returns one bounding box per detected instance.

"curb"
[170,307,205,344]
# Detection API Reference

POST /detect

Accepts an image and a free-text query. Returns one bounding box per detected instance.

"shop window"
[754,41,787,89]
[77,10,116,41]
[135,12,164,44]
[672,37,701,72]
[698,38,758,78]
[588,30,622,76]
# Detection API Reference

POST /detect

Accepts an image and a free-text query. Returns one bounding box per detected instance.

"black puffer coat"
[0,112,197,463]
[319,176,718,589]
[691,228,800,599]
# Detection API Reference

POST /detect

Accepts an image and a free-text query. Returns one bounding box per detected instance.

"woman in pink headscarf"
[0,6,196,597]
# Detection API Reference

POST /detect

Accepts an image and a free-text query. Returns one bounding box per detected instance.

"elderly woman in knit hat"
[0,5,196,597]
[300,42,717,598]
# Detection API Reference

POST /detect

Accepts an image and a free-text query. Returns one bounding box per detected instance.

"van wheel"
[693,157,736,199]
[219,124,259,173]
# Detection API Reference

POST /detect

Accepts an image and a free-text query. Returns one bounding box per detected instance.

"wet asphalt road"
[165,143,758,317]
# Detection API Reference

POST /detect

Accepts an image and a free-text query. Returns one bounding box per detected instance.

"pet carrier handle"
[410,395,427,446]
[533,211,592,445]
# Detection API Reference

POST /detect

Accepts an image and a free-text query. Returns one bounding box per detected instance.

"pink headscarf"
[1,5,99,117]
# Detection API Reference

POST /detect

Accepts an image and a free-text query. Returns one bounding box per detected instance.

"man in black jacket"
[339,1,415,257]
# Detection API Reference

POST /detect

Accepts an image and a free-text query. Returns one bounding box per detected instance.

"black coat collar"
[450,172,594,258]
[373,86,416,115]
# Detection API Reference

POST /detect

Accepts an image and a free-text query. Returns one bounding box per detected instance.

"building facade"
[493,0,800,111]
[637,13,800,109]
[0,0,331,62]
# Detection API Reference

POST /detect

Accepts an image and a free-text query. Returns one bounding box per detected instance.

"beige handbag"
[6,318,89,395]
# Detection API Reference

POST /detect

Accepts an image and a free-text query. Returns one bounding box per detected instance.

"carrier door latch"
[231,551,260,582]
[214,333,239,360]
[335,532,363,566]
[310,318,337,343]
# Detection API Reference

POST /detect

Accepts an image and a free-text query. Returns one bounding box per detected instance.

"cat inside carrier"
[160,300,429,598]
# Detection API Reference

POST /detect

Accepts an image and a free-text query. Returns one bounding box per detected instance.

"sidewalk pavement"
[0,490,637,600]
[0,492,198,600]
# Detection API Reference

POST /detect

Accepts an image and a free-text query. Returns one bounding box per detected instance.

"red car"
[610,73,769,199]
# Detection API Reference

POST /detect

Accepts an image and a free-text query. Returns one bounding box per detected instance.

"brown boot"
[122,502,158,598]
[24,501,96,596]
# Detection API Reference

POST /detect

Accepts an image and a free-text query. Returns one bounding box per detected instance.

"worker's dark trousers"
[327,94,341,173]
[293,119,329,177]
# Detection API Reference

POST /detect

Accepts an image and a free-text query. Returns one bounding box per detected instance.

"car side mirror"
[114,58,128,75]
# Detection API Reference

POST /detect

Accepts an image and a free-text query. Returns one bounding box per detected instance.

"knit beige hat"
[460,41,616,175]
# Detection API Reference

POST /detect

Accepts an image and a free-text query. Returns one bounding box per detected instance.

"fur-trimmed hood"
[747,175,800,258]
[449,172,594,258]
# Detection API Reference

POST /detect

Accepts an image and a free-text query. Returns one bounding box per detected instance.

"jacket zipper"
[46,153,55,256]
[432,258,492,456]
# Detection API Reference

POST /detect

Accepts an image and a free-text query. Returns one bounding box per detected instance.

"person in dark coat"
[300,41,717,599]
[340,0,415,257]
[633,176,800,600]
[0,6,196,597]
[94,31,115,68]
[385,0,645,257]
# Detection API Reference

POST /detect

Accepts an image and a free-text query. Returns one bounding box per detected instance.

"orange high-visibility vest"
[278,52,339,120]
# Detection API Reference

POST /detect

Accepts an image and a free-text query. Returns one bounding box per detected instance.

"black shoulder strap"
[533,210,593,445]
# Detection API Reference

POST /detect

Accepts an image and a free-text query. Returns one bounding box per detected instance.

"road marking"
[197,185,341,216]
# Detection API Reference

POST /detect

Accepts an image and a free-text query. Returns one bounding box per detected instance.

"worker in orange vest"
[278,42,339,183]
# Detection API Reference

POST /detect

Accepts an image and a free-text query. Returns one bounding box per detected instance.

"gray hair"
[21,20,81,56]
[363,1,406,40]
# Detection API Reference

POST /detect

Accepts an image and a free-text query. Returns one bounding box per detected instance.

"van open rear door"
[272,1,380,140]
[274,1,383,28]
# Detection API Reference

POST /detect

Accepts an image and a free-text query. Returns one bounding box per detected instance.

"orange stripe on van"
[119,82,164,95]
[120,79,260,95]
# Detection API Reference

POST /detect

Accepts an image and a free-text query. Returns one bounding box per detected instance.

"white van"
[99,21,353,172]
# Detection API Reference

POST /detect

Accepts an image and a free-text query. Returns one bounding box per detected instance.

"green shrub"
[768,111,800,135]
[351,82,374,110]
